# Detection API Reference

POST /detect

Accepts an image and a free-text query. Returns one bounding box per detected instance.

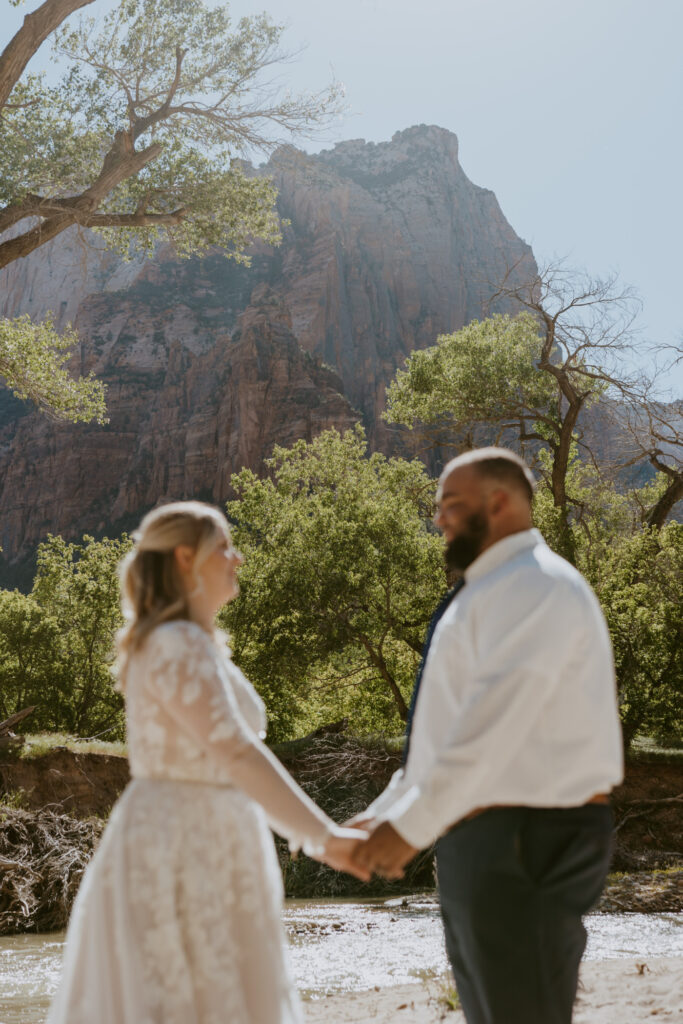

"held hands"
[315,818,419,882]
[317,826,372,881]
[345,816,419,880]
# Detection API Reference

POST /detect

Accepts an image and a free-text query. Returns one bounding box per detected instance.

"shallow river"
[1,900,681,1023]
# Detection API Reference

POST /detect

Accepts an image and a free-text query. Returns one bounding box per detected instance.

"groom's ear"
[487,487,509,517]
[173,544,195,573]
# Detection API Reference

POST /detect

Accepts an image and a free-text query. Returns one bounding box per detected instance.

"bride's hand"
[343,813,376,831]
[318,826,371,881]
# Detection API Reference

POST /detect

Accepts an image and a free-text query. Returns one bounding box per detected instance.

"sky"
[4,0,683,393]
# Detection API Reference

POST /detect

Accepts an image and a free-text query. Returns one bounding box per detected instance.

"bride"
[47,501,368,1024]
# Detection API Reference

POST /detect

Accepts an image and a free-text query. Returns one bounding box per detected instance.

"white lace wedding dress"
[47,620,334,1024]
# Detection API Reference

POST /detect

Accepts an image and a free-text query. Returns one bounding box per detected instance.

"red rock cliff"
[0,124,536,577]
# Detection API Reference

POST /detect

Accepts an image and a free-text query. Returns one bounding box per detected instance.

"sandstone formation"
[0,124,536,580]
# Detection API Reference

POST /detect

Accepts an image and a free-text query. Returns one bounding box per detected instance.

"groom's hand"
[351,822,418,880]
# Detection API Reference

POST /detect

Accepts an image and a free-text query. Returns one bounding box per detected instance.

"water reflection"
[285,900,683,996]
[0,933,63,1024]
[0,902,681,1022]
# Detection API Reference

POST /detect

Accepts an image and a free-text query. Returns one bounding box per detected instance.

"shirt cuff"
[376,784,441,850]
[364,768,406,819]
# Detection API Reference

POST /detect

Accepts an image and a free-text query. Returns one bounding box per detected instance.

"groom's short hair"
[442,448,536,503]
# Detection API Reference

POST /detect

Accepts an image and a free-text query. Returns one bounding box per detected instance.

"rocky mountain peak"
[0,127,536,580]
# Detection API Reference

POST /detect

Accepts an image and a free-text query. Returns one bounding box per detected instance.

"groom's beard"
[445,511,489,573]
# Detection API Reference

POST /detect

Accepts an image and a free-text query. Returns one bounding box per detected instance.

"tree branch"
[81,209,186,227]
[129,47,188,143]
[0,135,163,269]
[646,455,683,529]
[0,193,51,234]
[358,635,409,720]
[0,211,74,266]
[0,0,95,110]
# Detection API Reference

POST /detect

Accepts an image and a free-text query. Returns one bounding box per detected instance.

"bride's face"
[194,532,244,612]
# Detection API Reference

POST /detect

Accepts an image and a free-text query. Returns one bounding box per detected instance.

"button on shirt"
[366,529,624,850]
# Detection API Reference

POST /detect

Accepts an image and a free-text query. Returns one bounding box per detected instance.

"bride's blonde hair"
[116,501,229,689]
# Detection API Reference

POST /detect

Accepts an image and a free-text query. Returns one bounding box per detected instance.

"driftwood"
[0,707,37,754]
[0,706,36,736]
[614,793,683,832]
[300,718,350,741]
[0,806,104,934]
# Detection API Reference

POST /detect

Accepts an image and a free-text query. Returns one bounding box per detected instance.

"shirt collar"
[464,528,545,585]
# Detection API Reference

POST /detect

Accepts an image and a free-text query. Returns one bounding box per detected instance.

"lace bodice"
[125,620,331,852]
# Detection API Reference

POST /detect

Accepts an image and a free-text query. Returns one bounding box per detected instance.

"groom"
[351,447,623,1024]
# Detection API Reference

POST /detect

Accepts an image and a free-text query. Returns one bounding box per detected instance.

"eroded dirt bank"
[0,738,680,934]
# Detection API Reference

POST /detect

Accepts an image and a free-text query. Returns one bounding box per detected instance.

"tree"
[0,589,59,723]
[0,532,129,736]
[385,263,681,560]
[384,311,558,450]
[30,533,132,737]
[0,0,340,421]
[222,427,446,741]
[531,451,681,751]
[588,524,683,750]
[0,0,340,267]
[0,314,107,422]
[610,398,683,530]
[489,262,682,538]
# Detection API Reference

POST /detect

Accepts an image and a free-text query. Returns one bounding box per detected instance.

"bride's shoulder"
[143,619,217,657]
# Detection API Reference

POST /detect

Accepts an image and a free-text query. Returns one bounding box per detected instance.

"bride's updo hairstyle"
[116,500,229,688]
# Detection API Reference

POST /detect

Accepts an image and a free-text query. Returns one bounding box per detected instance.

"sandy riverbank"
[304,957,683,1022]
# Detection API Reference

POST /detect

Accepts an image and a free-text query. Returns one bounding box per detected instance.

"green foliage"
[19,733,127,759]
[384,313,556,442]
[438,983,462,1012]
[0,789,28,810]
[0,315,107,423]
[0,432,672,756]
[531,446,636,559]
[28,534,133,738]
[387,306,680,751]
[532,454,682,750]
[586,524,682,750]
[629,736,683,764]
[0,536,129,735]
[383,308,640,563]
[222,426,446,740]
[2,0,340,262]
[0,71,96,205]
[0,590,60,724]
[1,0,342,420]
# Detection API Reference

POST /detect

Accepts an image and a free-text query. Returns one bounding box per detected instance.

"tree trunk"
[646,467,683,529]
[360,639,409,721]
[549,399,583,564]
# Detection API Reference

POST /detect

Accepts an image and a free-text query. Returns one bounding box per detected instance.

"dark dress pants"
[435,804,613,1024]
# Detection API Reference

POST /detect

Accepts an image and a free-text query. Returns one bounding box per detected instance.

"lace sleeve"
[143,622,332,852]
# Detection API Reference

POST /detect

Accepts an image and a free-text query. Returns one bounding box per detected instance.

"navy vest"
[402,577,466,765]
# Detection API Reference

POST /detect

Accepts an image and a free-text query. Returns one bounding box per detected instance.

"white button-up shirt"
[367,529,624,849]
